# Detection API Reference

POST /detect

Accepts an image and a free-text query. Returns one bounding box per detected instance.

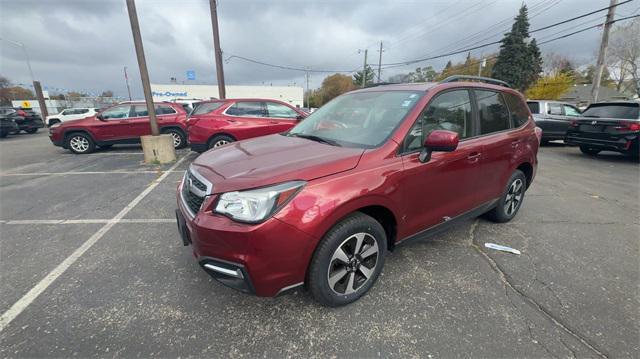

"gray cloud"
[1,0,631,98]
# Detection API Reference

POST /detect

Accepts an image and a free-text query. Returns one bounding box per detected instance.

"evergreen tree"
[353,65,375,87]
[492,5,542,91]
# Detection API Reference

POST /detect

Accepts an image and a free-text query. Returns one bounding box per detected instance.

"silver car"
[526,100,581,144]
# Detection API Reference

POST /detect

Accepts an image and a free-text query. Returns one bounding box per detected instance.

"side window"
[548,103,563,115]
[404,90,473,152]
[504,93,529,127]
[155,105,177,115]
[192,102,224,115]
[266,102,298,119]
[132,105,149,117]
[526,101,540,114]
[61,109,72,115]
[226,102,265,117]
[101,105,131,120]
[77,109,89,114]
[563,105,581,116]
[476,90,511,135]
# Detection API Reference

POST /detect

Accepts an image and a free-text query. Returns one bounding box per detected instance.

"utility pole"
[305,68,310,109]
[124,66,132,101]
[360,49,368,88]
[590,0,617,104]
[377,41,384,83]
[209,0,226,99]
[126,0,159,136]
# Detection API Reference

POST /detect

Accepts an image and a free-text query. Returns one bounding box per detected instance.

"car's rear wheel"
[208,134,235,149]
[308,212,386,307]
[580,145,601,156]
[25,128,38,134]
[162,128,187,149]
[66,133,95,154]
[486,170,526,223]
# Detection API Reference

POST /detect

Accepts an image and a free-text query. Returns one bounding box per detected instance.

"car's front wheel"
[308,212,386,307]
[66,133,95,154]
[25,128,38,134]
[486,170,526,223]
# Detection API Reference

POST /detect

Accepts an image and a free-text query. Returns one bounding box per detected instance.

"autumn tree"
[320,74,355,105]
[101,90,114,97]
[525,73,573,100]
[0,76,36,105]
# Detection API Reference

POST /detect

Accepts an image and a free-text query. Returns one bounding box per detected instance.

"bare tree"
[608,18,640,96]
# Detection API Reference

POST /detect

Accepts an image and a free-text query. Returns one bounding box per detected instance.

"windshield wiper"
[287,133,341,146]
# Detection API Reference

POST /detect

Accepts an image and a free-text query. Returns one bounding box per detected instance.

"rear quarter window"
[192,102,224,115]
[505,93,529,127]
[476,90,511,134]
[526,101,540,114]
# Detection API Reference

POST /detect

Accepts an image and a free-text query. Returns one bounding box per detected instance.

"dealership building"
[150,84,304,107]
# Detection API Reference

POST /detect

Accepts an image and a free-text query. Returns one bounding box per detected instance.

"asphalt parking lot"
[0,131,638,358]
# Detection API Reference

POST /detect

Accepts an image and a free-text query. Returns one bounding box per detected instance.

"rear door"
[264,101,301,133]
[472,89,518,202]
[543,102,572,137]
[93,105,133,141]
[223,101,273,139]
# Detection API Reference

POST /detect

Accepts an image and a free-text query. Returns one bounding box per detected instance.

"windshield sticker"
[409,94,418,98]
[401,100,413,107]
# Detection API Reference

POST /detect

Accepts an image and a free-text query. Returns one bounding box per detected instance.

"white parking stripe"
[1,219,175,225]
[0,155,188,332]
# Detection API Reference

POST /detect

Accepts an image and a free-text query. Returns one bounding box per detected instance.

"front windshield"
[288,90,423,148]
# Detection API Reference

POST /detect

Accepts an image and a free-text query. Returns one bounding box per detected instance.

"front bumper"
[176,188,316,297]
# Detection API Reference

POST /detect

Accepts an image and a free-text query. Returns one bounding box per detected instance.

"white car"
[46,108,97,126]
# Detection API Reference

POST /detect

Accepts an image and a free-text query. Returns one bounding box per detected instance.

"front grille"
[182,170,211,216]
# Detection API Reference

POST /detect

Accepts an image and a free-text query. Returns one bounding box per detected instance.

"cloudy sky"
[1,0,637,98]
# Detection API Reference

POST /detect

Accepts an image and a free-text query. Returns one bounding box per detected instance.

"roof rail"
[440,75,510,88]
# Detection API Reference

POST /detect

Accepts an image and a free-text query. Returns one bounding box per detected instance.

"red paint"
[178,82,539,296]
[48,102,187,147]
[186,99,307,152]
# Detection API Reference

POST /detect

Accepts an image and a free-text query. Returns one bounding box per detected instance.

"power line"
[224,55,359,73]
[531,0,633,33]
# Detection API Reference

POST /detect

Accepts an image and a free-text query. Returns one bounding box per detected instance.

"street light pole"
[0,38,47,118]
[360,49,368,88]
[124,66,132,101]
[125,0,159,136]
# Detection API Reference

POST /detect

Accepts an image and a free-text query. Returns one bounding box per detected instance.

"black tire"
[207,134,235,150]
[66,132,95,154]
[48,119,60,127]
[580,145,601,156]
[308,212,386,307]
[0,131,8,138]
[25,128,38,134]
[485,170,527,223]
[162,128,187,149]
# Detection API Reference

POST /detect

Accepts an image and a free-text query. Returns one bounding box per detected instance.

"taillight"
[614,122,640,131]
[569,120,579,127]
[16,110,27,117]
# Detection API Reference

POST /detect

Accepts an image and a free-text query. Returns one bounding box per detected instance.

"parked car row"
[527,99,639,159]
[176,76,542,306]
[48,99,307,154]
[0,107,44,138]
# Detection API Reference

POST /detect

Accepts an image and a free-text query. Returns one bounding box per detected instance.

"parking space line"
[1,171,184,177]
[0,155,188,332]
[1,219,175,225]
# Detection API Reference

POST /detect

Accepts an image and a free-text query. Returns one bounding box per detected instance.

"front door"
[400,89,484,234]
[93,105,133,141]
[264,101,301,133]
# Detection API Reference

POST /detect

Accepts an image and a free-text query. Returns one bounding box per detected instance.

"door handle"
[467,152,481,161]
[120,120,130,124]
[511,139,521,148]
[270,120,279,124]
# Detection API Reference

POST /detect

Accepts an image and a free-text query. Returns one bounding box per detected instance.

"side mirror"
[419,130,459,163]
[96,114,105,121]
[296,114,305,121]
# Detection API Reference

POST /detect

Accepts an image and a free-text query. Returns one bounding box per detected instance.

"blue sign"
[186,70,196,80]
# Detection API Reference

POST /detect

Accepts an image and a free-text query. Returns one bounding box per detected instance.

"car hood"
[190,134,365,194]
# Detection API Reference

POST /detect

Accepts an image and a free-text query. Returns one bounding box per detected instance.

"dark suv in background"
[565,101,640,158]
[176,76,541,306]
[49,102,188,154]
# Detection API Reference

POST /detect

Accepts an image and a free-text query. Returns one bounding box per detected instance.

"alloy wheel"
[327,232,379,295]
[213,140,228,148]
[504,178,524,216]
[69,136,89,153]
[170,132,181,148]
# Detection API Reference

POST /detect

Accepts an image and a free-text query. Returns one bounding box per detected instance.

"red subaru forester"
[176,77,541,306]
[185,98,307,152]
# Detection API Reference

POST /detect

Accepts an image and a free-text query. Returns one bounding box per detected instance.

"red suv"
[185,98,307,152]
[49,102,188,154]
[176,77,541,306]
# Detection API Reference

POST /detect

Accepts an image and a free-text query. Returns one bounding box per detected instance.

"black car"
[0,115,19,138]
[526,100,582,143]
[0,107,44,134]
[565,101,640,158]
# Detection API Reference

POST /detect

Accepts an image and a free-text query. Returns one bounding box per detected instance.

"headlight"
[214,181,305,223]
